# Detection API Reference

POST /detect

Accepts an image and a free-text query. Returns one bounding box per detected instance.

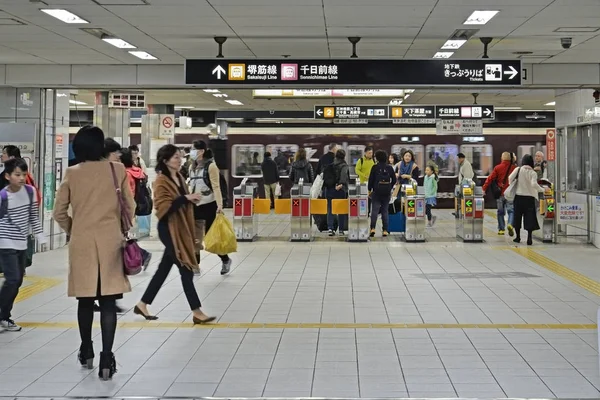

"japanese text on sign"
[558,203,586,223]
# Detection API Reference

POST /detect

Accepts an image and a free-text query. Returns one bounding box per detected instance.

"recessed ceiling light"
[464,10,499,25]
[495,106,523,110]
[442,39,467,50]
[545,101,556,106]
[102,37,136,49]
[554,27,600,33]
[213,93,228,98]
[69,100,87,105]
[225,100,244,105]
[128,51,157,60]
[203,89,220,93]
[41,9,89,24]
[433,52,454,59]
[175,106,195,109]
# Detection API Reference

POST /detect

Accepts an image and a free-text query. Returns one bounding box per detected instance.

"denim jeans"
[370,195,390,231]
[0,249,26,321]
[326,188,348,232]
[496,196,514,231]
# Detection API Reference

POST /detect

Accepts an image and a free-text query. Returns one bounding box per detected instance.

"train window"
[425,145,459,177]
[347,145,365,170]
[517,144,546,165]
[391,145,424,170]
[231,144,265,178]
[566,126,585,191]
[460,145,493,177]
[266,144,298,177]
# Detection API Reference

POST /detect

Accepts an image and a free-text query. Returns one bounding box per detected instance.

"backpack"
[323,163,338,189]
[0,184,34,220]
[203,160,229,207]
[374,166,393,196]
[133,175,153,216]
[293,164,310,184]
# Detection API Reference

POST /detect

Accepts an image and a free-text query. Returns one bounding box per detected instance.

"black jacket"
[289,159,314,184]
[316,151,335,175]
[261,156,280,185]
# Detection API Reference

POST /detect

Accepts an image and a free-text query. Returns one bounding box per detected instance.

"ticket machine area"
[347,180,370,242]
[455,181,485,242]
[402,181,427,242]
[289,178,312,242]
[232,178,259,242]
[536,180,555,243]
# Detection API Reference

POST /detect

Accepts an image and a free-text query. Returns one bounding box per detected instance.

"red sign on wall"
[546,128,556,161]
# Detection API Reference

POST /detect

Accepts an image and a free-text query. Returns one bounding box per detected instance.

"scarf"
[399,161,414,183]
[154,173,198,271]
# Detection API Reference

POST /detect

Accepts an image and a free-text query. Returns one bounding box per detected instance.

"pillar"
[93,91,130,147]
[141,104,175,167]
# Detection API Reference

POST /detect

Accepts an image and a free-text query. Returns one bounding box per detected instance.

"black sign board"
[390,105,435,119]
[314,105,389,119]
[436,105,495,119]
[185,59,522,86]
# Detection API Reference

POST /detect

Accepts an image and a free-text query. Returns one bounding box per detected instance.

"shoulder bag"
[110,162,143,276]
[503,167,520,202]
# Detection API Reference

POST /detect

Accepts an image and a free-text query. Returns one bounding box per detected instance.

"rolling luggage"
[388,212,405,233]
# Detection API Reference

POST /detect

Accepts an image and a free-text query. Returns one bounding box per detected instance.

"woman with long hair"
[509,154,545,245]
[54,126,135,380]
[135,144,216,323]
[289,147,315,184]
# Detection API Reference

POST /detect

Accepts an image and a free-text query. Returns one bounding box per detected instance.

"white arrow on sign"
[504,66,518,80]
[212,65,226,79]
[484,108,493,117]
[316,109,323,116]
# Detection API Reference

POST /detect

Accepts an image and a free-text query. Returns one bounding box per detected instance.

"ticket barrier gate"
[536,180,555,243]
[402,181,426,242]
[232,178,259,242]
[290,178,312,242]
[347,180,370,242]
[455,181,485,242]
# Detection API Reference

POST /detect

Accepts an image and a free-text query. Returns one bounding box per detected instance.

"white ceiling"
[0,0,598,65]
[71,88,556,111]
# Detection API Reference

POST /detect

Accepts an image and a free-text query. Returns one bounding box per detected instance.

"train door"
[267,144,298,178]
[347,145,365,178]
[460,144,493,177]
[425,144,459,177]
[391,145,424,174]
[231,144,265,178]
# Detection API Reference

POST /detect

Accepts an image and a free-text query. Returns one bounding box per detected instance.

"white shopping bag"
[311,173,324,199]
[274,183,282,197]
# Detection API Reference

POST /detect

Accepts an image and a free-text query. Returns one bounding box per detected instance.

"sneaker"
[328,230,335,237]
[338,231,345,236]
[370,229,376,238]
[427,221,432,227]
[142,251,152,271]
[382,231,389,237]
[0,319,22,332]
[221,258,232,275]
[507,224,514,237]
[431,216,437,227]
[498,230,505,235]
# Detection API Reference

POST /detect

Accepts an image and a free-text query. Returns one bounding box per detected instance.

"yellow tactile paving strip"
[14,275,61,303]
[17,321,597,330]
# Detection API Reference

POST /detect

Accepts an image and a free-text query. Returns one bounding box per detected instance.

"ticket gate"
[455,181,485,242]
[290,178,312,242]
[536,180,555,243]
[402,181,426,242]
[347,180,369,242]
[232,178,259,242]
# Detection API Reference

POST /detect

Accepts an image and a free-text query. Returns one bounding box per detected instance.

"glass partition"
[231,144,264,178]
[425,144,459,177]
[266,144,298,177]
[460,144,493,176]
[391,145,424,171]
[347,145,366,169]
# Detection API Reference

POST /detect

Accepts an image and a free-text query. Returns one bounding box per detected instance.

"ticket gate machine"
[402,180,426,242]
[536,180,555,243]
[290,178,312,242]
[347,179,369,242]
[455,181,485,242]
[232,178,259,242]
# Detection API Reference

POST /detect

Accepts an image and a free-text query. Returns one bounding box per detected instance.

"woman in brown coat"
[134,144,215,324]
[54,126,135,381]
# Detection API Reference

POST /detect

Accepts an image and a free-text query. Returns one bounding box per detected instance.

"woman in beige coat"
[54,126,135,381]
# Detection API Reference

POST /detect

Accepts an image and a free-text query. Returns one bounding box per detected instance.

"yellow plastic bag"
[204,213,237,255]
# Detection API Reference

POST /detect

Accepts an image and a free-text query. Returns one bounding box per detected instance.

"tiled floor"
[1,210,600,398]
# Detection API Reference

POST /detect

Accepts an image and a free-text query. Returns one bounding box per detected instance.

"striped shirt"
[0,186,44,250]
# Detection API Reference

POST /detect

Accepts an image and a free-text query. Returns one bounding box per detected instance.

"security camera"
[560,37,572,49]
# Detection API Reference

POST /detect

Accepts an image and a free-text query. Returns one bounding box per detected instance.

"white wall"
[555,88,595,126]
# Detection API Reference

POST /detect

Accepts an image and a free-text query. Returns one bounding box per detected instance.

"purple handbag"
[110,162,143,276]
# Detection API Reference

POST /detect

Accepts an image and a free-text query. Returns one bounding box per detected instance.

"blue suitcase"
[388,212,405,233]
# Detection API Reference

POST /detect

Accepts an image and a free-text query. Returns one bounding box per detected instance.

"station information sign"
[390,105,435,119]
[186,59,522,86]
[436,105,494,119]
[314,104,494,121]
[314,105,389,119]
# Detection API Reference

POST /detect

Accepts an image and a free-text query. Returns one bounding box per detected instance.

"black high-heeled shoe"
[134,305,158,321]
[98,352,117,380]
[78,341,94,369]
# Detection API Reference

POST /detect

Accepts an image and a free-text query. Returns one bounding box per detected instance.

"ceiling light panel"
[225,100,243,105]
[441,39,467,50]
[464,10,499,25]
[41,9,89,24]
[102,38,136,49]
[545,101,556,106]
[128,51,157,60]
[433,52,453,59]
[69,100,87,105]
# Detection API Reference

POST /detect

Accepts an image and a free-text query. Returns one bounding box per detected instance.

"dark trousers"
[513,195,540,238]
[141,227,202,310]
[0,249,26,321]
[194,201,229,262]
[426,204,432,221]
[370,195,390,231]
[326,188,348,231]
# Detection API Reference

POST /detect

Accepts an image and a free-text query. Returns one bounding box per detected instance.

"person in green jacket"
[355,146,374,184]
[424,164,439,227]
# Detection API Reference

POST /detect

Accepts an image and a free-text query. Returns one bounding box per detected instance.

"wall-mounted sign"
[546,128,556,162]
[158,114,175,139]
[390,106,435,119]
[392,119,436,125]
[436,120,483,135]
[558,203,586,223]
[314,105,389,120]
[186,59,522,86]
[315,104,493,121]
[436,105,494,119]
[109,92,145,109]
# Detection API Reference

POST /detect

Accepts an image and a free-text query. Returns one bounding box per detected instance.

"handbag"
[489,163,511,199]
[503,167,520,202]
[110,162,143,276]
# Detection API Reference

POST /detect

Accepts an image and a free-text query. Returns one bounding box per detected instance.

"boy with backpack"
[0,158,46,332]
[368,150,397,237]
[323,149,350,236]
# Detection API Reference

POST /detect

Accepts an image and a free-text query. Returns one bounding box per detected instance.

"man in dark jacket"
[483,151,516,236]
[316,143,338,176]
[261,152,280,207]
[368,150,397,237]
[325,149,350,236]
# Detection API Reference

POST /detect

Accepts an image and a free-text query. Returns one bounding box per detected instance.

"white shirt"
[509,165,544,198]
[0,186,45,250]
[189,165,215,205]
[459,159,474,183]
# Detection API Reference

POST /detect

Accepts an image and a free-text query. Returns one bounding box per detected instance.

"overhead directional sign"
[314,105,388,120]
[186,59,522,86]
[436,105,494,119]
[390,106,435,119]
[436,120,483,135]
